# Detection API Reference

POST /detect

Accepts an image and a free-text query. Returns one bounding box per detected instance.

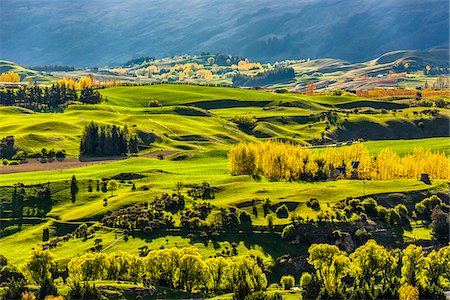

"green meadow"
[0,84,449,298]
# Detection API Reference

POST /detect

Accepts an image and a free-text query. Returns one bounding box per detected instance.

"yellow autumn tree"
[196,69,213,80]
[147,65,159,77]
[0,71,20,82]
[228,141,450,181]
[78,76,92,89]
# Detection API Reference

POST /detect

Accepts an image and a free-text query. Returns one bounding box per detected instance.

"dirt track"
[0,150,178,174]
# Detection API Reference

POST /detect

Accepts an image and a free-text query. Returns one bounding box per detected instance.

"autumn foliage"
[0,71,20,82]
[229,141,450,181]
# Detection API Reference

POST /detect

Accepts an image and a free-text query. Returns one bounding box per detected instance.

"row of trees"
[66,248,267,296]
[300,240,449,299]
[32,65,76,72]
[228,141,450,181]
[232,68,295,87]
[79,122,138,157]
[9,241,448,299]
[0,85,102,109]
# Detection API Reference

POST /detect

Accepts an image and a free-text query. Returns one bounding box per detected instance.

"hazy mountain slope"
[1,0,448,66]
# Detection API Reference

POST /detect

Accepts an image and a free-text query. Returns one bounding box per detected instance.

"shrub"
[398,284,419,300]
[148,100,162,107]
[306,198,320,211]
[21,291,36,300]
[38,277,58,299]
[300,272,320,300]
[68,281,101,300]
[361,198,377,216]
[267,215,274,230]
[430,206,449,243]
[331,90,344,96]
[274,88,288,94]
[243,291,282,300]
[3,278,28,300]
[239,211,252,227]
[231,115,257,133]
[275,204,289,218]
[281,224,296,241]
[280,275,295,290]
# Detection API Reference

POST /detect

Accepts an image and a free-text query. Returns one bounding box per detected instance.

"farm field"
[2,1,450,297]
[1,81,449,299]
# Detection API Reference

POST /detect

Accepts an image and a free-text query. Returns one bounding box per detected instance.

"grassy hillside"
[0,60,54,84]
[0,84,448,298]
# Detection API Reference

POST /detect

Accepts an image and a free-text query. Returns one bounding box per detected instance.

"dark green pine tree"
[130,136,138,154]
[111,125,119,155]
[70,175,79,203]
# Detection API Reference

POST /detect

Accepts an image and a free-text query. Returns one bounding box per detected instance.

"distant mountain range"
[1,0,448,66]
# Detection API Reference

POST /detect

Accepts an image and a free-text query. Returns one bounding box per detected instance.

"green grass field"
[0,84,448,297]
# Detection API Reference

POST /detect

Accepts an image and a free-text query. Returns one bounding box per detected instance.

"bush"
[306,198,320,211]
[280,275,295,290]
[68,281,101,300]
[231,115,257,133]
[148,100,162,107]
[243,291,282,300]
[274,88,288,94]
[300,272,320,300]
[239,211,252,227]
[267,215,274,230]
[275,204,289,218]
[398,285,419,300]
[38,277,58,299]
[3,278,28,300]
[331,90,344,96]
[281,224,296,241]
[430,206,449,243]
[434,99,447,108]
[361,198,377,216]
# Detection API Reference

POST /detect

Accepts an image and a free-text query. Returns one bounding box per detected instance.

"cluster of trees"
[0,136,17,159]
[186,182,215,200]
[123,56,155,67]
[424,76,450,89]
[66,248,267,296]
[299,240,449,299]
[232,68,295,87]
[205,53,245,66]
[79,122,138,157]
[0,183,53,225]
[5,240,448,300]
[357,88,417,98]
[0,71,20,82]
[32,65,75,72]
[37,148,66,162]
[229,141,450,181]
[101,194,183,232]
[0,85,101,109]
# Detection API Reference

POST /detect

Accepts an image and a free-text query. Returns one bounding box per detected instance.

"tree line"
[3,241,448,299]
[31,65,76,72]
[229,141,450,181]
[299,241,449,299]
[2,247,267,299]
[79,122,138,157]
[232,67,295,87]
[233,68,295,87]
[0,85,102,109]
